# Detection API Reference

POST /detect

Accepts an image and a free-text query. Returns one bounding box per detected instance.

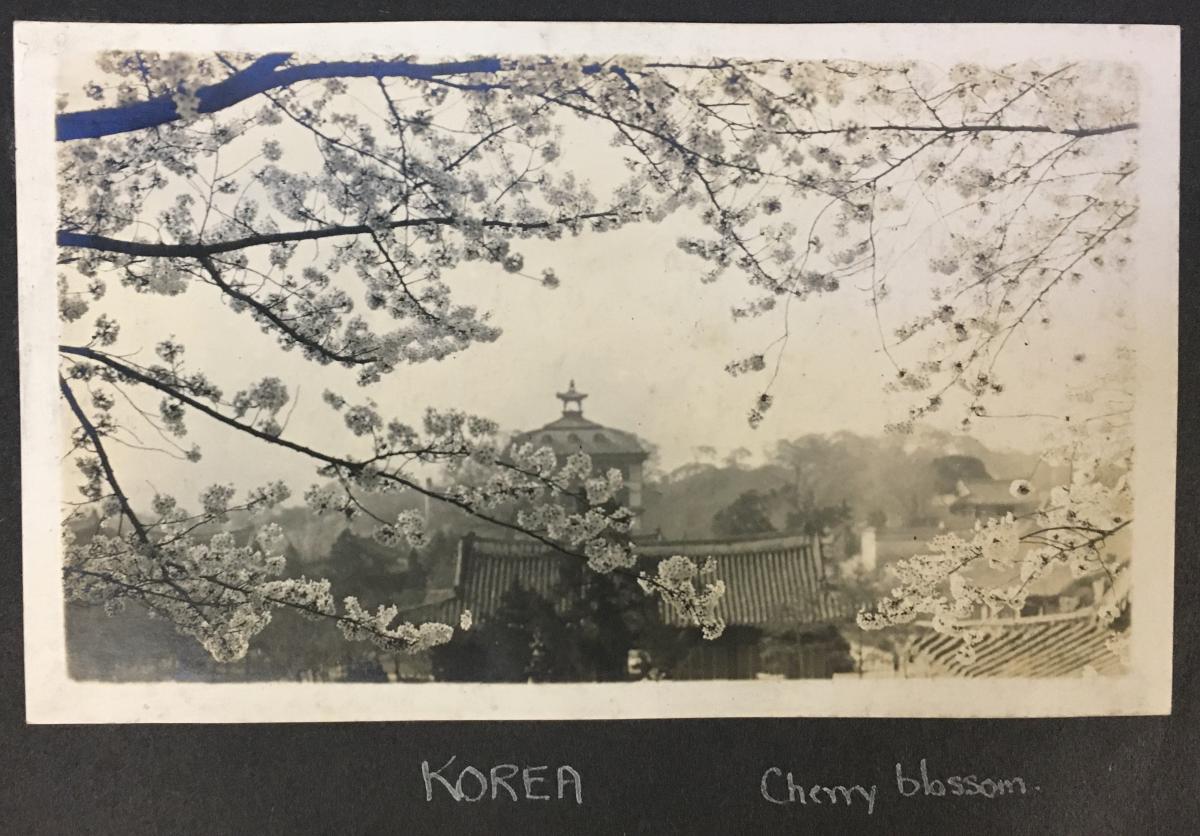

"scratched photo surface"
[18,22,1179,721]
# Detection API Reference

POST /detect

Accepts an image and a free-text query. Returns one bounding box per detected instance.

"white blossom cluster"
[64,481,319,661]
[338,597,453,653]
[858,422,1133,664]
[62,478,454,662]
[638,556,727,640]
[307,394,641,577]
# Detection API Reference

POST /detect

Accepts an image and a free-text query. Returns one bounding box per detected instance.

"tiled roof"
[415,532,851,628]
[411,537,578,625]
[639,533,851,626]
[512,414,648,459]
[904,607,1124,677]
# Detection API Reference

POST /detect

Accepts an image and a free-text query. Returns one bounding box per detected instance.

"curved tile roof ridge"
[464,531,822,557]
[637,531,821,556]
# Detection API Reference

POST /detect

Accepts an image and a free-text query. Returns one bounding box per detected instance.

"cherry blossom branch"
[57,52,1138,146]
[59,374,150,542]
[64,563,446,646]
[57,55,506,140]
[63,372,457,649]
[59,344,665,595]
[57,209,629,258]
[771,121,1137,140]
[194,255,379,366]
[61,375,230,623]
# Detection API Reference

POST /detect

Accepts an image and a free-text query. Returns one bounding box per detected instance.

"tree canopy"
[57,51,1138,664]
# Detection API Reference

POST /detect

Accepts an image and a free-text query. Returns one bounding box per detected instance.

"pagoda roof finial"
[556,379,587,416]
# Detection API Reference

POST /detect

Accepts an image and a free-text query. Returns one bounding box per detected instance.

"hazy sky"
[56,56,1137,506]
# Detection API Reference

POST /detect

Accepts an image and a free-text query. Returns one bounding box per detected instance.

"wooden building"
[418,531,855,680]
[510,381,650,523]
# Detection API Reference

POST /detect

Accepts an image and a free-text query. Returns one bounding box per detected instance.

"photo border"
[16,19,1180,722]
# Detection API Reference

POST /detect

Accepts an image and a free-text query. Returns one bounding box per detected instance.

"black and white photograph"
[15,21,1179,721]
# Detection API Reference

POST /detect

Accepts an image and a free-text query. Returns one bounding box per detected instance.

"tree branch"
[57,210,627,258]
[57,52,1139,144]
[58,345,646,587]
[195,255,378,366]
[57,55,506,140]
[59,375,150,542]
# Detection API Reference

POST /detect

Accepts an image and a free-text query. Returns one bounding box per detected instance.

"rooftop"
[511,380,649,459]
[416,532,851,629]
[904,607,1125,677]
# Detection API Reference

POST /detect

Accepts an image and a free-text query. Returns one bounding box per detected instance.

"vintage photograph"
[17,22,1179,720]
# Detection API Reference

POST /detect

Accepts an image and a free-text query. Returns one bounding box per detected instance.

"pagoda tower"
[512,381,649,523]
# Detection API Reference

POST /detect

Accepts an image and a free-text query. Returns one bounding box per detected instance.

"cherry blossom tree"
[856,360,1135,666]
[56,51,1139,663]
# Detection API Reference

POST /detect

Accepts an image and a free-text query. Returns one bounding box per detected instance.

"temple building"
[510,381,650,524]
[419,530,854,680]
[409,384,1123,682]
[413,383,854,680]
